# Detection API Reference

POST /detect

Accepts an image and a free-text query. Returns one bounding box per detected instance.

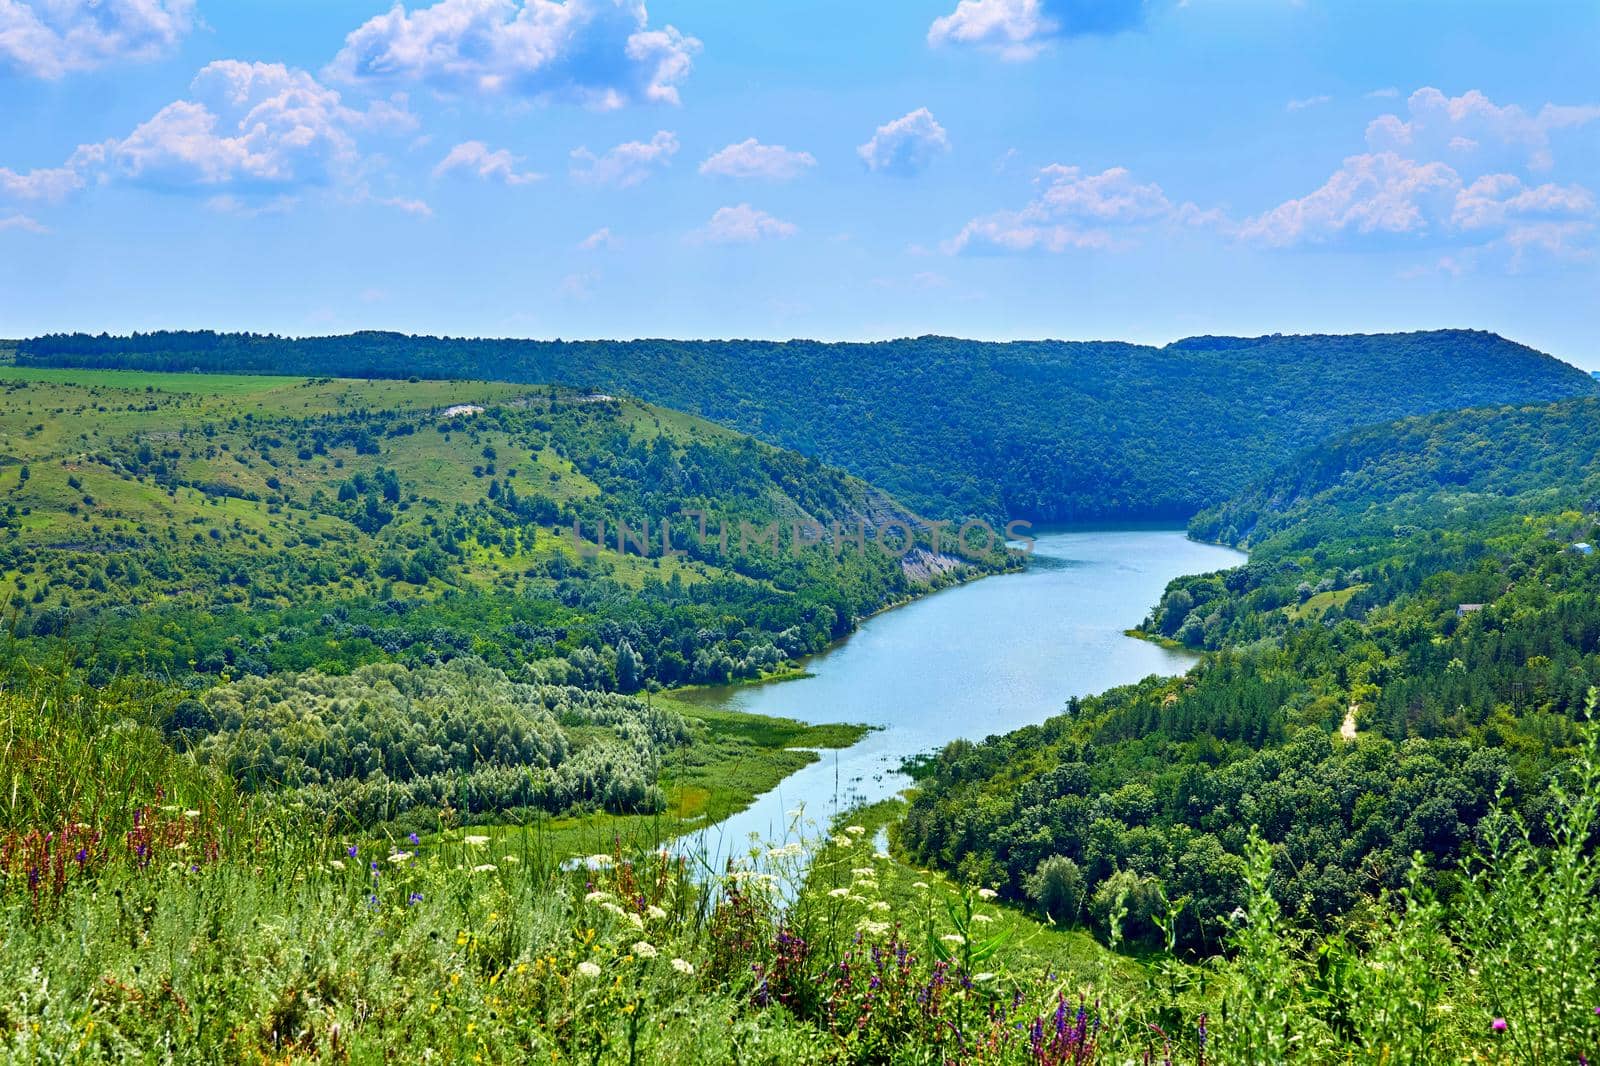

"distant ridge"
[19,329,1595,522]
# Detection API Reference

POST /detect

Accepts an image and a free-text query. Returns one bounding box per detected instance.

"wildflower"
[388,851,413,864]
[828,888,850,898]
[577,961,602,978]
[851,867,874,877]
[631,941,658,959]
[409,892,424,906]
[977,888,998,900]
[472,863,497,873]
[912,881,929,890]
[329,860,346,871]
[646,905,667,920]
[601,901,627,917]
[873,851,889,860]
[408,832,420,845]
[1492,1018,1508,1033]
[845,825,866,836]
[857,919,891,936]
[671,958,694,975]
[973,972,996,983]
[941,933,966,945]
[868,901,891,912]
[346,844,358,859]
[971,913,994,923]
[465,834,489,847]
[584,891,611,904]
[585,854,614,868]
[184,810,200,819]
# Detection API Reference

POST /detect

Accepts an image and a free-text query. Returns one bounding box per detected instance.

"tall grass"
[0,675,1596,1063]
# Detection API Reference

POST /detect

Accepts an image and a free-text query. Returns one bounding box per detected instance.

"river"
[676,527,1245,864]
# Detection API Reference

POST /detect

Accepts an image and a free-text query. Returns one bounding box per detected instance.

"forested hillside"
[0,367,999,691]
[900,395,1600,955]
[18,330,1596,521]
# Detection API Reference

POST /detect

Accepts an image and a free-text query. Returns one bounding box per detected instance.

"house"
[1457,603,1485,617]
[441,404,484,418]
[1572,542,1594,556]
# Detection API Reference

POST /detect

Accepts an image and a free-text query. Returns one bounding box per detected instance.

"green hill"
[0,366,998,689]
[1193,396,1600,550]
[17,329,1596,521]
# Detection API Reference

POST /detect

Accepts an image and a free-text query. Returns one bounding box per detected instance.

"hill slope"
[0,367,995,688]
[18,329,1596,521]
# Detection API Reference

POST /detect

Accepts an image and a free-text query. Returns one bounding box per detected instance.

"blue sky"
[2,0,1598,366]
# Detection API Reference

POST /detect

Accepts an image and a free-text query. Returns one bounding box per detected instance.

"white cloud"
[578,226,617,249]
[1241,153,1596,269]
[699,138,816,181]
[1451,173,1593,231]
[1366,87,1600,171]
[570,130,676,187]
[434,140,541,184]
[949,163,1211,254]
[0,212,47,233]
[110,61,414,190]
[857,108,950,177]
[0,0,193,79]
[328,0,700,109]
[0,61,419,214]
[928,0,1147,60]
[377,194,433,217]
[1286,94,1332,112]
[696,203,795,244]
[0,158,91,201]
[1239,153,1460,247]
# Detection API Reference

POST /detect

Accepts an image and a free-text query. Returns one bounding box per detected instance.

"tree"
[1025,855,1084,924]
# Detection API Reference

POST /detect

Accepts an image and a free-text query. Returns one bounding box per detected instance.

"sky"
[1,0,1598,366]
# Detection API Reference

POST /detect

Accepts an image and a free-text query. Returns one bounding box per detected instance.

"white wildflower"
[971,913,994,923]
[577,961,602,978]
[973,972,996,983]
[977,888,998,900]
[671,958,695,975]
[828,887,850,898]
[646,904,668,920]
[465,835,489,847]
[472,863,497,873]
[941,933,966,944]
[845,825,866,836]
[856,919,891,936]
[387,851,413,864]
[632,941,659,959]
[584,891,611,904]
[912,881,929,890]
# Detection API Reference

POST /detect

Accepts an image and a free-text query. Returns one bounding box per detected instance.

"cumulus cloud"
[1239,88,1600,268]
[0,212,47,233]
[0,60,419,214]
[857,108,950,177]
[434,140,541,184]
[578,226,617,249]
[1240,153,1595,268]
[696,203,795,244]
[570,130,677,187]
[948,164,1213,254]
[1238,152,1461,247]
[0,0,193,78]
[927,0,1147,60]
[1366,87,1600,171]
[328,0,700,109]
[699,138,816,181]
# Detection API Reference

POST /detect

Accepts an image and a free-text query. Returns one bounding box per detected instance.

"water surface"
[678,528,1245,860]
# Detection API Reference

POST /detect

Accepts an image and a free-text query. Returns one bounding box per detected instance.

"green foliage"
[17,329,1596,521]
